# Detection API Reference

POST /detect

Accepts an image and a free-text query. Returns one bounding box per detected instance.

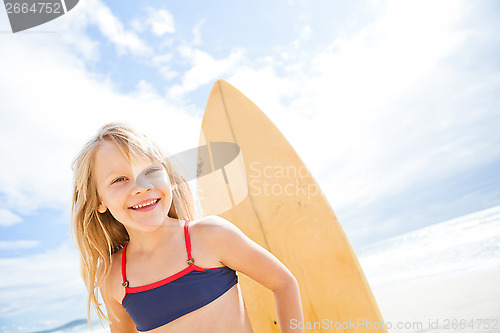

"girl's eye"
[145,168,160,175]
[112,177,126,184]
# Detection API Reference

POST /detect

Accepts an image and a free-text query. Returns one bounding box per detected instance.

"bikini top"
[121,220,238,332]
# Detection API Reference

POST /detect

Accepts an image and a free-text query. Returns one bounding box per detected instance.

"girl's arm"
[205,215,305,333]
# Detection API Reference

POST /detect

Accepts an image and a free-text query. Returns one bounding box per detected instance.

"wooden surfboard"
[196,80,387,332]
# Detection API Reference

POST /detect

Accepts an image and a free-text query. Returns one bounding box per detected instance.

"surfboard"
[196,80,387,332]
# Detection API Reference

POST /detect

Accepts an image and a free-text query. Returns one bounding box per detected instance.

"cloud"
[300,24,311,38]
[237,0,466,184]
[192,19,205,46]
[150,53,178,80]
[151,52,173,65]
[2,0,150,61]
[132,7,175,37]
[167,46,246,100]
[0,209,22,227]
[90,0,151,56]
[147,8,175,36]
[0,240,40,250]
[53,0,151,57]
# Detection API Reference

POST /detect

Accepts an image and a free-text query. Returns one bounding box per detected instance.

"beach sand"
[373,269,500,333]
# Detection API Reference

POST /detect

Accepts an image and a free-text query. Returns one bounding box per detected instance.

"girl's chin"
[125,214,167,231]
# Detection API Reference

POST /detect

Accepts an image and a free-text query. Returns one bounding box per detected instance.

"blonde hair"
[71,122,199,327]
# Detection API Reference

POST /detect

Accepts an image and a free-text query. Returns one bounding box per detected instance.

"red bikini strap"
[184,220,194,265]
[121,243,129,287]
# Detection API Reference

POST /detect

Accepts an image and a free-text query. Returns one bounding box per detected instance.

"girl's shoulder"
[188,216,244,268]
[189,215,243,247]
[189,215,236,235]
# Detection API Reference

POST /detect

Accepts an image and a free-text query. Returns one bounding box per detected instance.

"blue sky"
[0,0,500,329]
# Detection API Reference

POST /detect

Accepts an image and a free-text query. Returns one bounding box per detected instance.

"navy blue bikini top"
[121,220,238,332]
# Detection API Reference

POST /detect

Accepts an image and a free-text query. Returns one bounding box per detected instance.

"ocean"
[358,204,500,291]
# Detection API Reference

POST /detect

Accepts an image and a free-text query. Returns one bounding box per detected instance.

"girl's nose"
[130,178,154,195]
[135,163,170,190]
[136,174,156,190]
[138,181,155,191]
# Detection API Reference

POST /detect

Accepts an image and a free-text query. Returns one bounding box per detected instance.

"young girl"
[71,123,304,332]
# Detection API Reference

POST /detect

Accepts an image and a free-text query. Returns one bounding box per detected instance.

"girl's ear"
[97,201,107,214]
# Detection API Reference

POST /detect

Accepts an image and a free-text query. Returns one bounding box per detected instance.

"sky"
[0,0,499,330]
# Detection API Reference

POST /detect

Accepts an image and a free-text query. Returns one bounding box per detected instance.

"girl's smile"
[129,198,160,211]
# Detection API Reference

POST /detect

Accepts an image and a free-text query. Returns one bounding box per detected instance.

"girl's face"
[94,141,173,232]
